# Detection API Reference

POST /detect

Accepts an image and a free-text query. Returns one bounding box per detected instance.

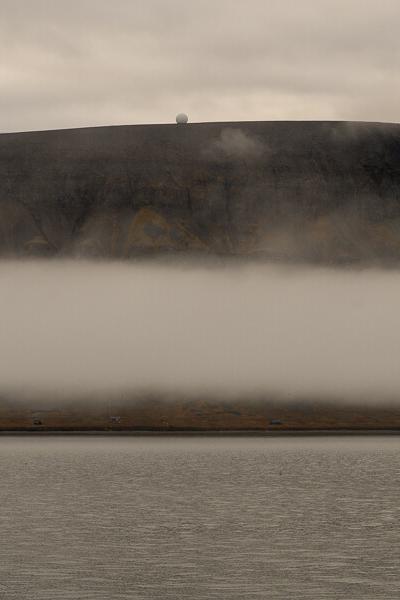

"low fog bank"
[1,260,400,404]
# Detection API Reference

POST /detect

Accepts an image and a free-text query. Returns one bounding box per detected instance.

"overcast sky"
[1,0,399,132]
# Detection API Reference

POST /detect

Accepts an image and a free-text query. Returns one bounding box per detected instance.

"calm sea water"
[0,436,399,599]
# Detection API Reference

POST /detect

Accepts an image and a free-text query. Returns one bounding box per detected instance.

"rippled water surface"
[0,436,399,599]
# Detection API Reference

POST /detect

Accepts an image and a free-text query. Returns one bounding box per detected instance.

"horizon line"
[1,118,399,137]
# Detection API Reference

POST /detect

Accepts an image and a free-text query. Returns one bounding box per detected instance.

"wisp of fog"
[1,260,400,403]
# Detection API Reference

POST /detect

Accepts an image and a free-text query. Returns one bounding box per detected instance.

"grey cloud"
[205,129,266,161]
[0,0,399,131]
[2,261,400,404]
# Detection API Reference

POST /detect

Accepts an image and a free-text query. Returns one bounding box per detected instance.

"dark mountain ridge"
[1,120,400,263]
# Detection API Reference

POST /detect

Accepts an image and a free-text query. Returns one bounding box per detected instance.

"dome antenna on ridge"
[176,113,189,125]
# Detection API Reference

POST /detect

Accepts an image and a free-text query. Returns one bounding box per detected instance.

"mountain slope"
[1,120,400,263]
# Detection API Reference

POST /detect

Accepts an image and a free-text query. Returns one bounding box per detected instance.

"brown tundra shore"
[2,398,400,433]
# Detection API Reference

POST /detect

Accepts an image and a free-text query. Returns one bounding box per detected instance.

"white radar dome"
[176,113,189,124]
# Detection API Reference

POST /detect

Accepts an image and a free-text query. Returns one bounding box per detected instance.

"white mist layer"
[1,260,400,402]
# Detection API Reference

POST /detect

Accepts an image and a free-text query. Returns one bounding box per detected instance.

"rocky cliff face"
[1,120,400,263]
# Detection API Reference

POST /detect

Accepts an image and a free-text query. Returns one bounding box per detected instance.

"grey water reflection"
[0,436,399,599]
